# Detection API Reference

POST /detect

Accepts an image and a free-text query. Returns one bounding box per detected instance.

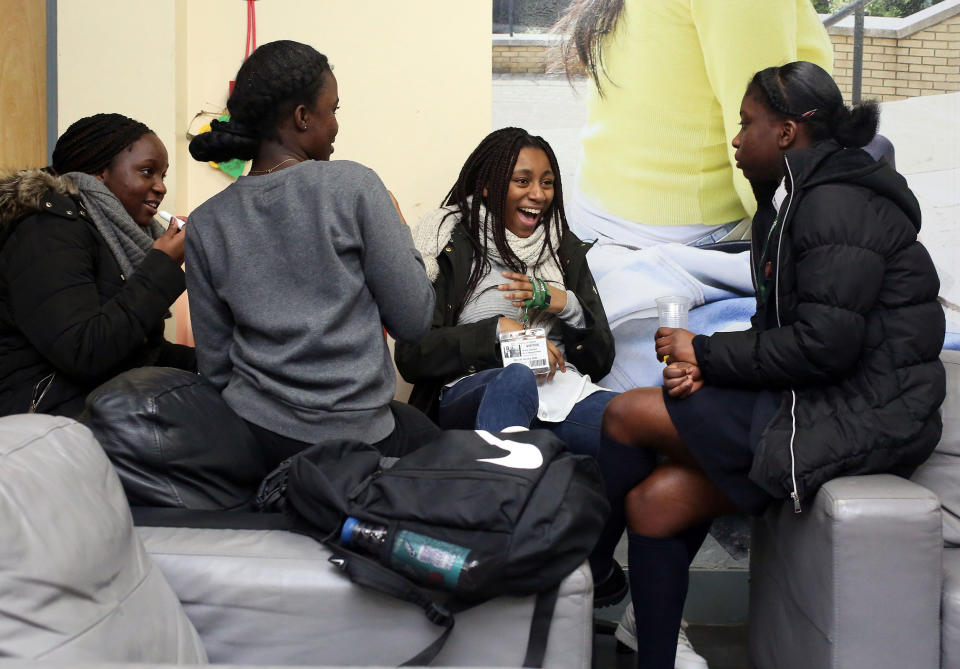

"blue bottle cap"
[340,516,358,546]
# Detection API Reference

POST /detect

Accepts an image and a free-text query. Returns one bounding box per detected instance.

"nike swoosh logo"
[475,430,544,470]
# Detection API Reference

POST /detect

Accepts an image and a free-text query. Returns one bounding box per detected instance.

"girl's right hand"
[664,362,703,399]
[152,219,186,265]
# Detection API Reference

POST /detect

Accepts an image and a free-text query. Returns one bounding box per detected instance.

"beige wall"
[57,0,180,204]
[58,0,492,221]
[57,0,492,348]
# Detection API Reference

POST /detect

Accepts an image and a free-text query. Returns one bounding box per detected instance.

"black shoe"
[592,561,628,608]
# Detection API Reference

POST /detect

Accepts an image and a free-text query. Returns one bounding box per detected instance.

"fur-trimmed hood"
[0,169,78,232]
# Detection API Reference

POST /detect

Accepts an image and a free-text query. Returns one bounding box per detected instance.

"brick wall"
[492,4,960,102]
[832,14,960,101]
[493,43,557,74]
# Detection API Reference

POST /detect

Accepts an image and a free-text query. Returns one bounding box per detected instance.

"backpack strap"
[522,584,560,668]
[327,541,560,668]
[327,541,456,666]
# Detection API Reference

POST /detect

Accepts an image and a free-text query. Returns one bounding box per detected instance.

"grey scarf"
[67,172,165,278]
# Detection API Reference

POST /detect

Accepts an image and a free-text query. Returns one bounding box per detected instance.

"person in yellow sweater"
[554,2,833,667]
[559,0,833,245]
[551,0,834,396]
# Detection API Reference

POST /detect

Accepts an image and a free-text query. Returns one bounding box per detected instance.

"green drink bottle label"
[390,529,470,590]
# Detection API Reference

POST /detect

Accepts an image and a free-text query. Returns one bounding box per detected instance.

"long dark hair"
[189,40,331,163]
[553,0,625,95]
[747,61,879,148]
[442,127,569,307]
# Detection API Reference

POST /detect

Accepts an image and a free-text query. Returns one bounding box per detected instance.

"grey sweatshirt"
[185,160,434,444]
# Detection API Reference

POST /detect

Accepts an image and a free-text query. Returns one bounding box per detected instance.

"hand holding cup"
[654,296,695,365]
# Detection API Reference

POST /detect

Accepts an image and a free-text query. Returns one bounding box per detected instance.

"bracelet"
[521,277,551,325]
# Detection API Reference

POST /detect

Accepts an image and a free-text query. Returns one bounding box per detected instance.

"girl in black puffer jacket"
[593,62,945,669]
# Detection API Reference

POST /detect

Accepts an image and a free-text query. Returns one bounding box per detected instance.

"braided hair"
[51,113,153,175]
[189,40,331,163]
[747,61,879,148]
[442,127,569,308]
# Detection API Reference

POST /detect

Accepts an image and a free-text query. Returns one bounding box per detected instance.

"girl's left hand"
[663,362,703,399]
[544,340,566,381]
[498,271,566,315]
[654,327,697,365]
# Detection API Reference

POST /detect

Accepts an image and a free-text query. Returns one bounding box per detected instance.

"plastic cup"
[655,296,690,329]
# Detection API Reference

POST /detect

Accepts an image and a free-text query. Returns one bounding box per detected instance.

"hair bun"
[210,118,256,139]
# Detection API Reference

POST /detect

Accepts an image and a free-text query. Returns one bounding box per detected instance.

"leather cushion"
[83,367,267,510]
[912,350,960,545]
[943,548,960,669]
[0,414,206,662]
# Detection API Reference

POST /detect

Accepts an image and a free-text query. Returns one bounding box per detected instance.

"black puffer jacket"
[395,224,614,422]
[693,140,944,505]
[0,170,194,417]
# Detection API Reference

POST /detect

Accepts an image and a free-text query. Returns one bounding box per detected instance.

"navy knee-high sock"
[627,531,690,669]
[589,432,657,580]
[681,520,711,565]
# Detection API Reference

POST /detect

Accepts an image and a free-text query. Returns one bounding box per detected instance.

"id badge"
[498,328,550,376]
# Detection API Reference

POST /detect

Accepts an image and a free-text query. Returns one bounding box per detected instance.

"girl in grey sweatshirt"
[186,41,434,465]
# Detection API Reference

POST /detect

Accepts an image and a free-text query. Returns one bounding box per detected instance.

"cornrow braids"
[189,40,331,163]
[442,127,569,311]
[51,113,153,175]
[747,62,878,148]
[756,69,795,118]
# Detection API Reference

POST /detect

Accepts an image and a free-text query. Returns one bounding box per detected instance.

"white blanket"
[586,241,755,391]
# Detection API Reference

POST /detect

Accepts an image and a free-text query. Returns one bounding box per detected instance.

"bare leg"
[602,387,698,466]
[626,462,737,537]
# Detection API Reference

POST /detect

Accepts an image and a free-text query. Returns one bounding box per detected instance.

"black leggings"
[246,400,441,471]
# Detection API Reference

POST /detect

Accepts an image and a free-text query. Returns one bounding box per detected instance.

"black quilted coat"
[692,140,945,506]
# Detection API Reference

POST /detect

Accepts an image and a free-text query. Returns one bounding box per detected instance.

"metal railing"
[824,0,870,104]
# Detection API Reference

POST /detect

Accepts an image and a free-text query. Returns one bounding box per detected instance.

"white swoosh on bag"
[475,430,544,470]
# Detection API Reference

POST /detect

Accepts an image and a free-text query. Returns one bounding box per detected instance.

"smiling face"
[503,146,554,238]
[98,133,168,226]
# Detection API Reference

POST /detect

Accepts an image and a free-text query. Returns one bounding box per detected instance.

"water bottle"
[340,516,485,591]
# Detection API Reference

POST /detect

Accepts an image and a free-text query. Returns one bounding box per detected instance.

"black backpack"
[260,428,609,666]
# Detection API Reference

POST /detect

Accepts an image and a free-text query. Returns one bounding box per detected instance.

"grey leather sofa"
[0,413,593,667]
[0,414,207,663]
[749,350,959,669]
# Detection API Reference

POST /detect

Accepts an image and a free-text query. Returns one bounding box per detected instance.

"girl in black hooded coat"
[591,61,945,669]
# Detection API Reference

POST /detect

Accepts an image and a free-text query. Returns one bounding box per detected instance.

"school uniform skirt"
[662,385,781,515]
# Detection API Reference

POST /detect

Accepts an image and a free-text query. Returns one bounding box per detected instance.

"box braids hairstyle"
[51,113,153,175]
[440,127,569,309]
